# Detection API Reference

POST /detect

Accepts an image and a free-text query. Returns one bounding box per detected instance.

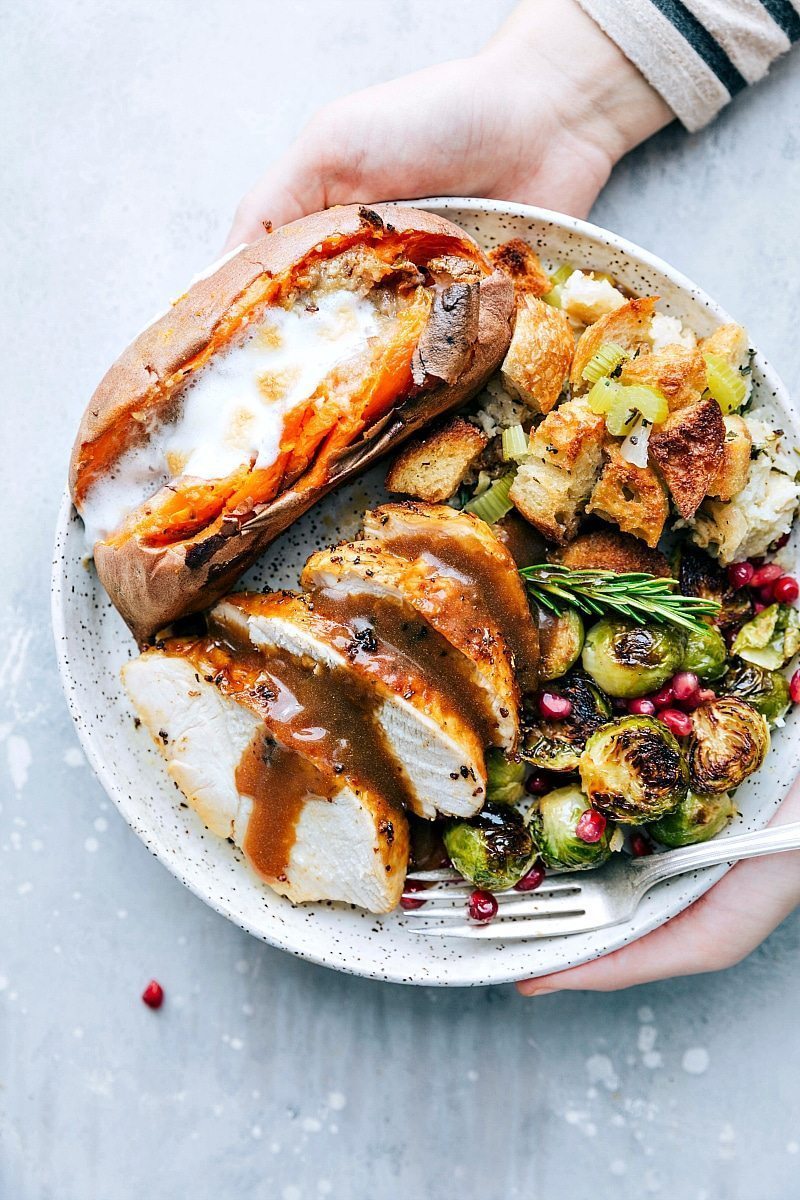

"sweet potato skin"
[75,204,513,643]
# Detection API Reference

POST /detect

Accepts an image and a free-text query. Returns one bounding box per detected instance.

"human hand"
[518,782,800,996]
[223,0,672,249]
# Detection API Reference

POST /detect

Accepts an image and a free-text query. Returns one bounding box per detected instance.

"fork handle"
[638,821,800,891]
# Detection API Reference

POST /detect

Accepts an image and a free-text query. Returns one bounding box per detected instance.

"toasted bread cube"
[570,297,659,392]
[385,417,488,504]
[489,239,551,297]
[560,271,627,326]
[700,323,749,368]
[708,415,753,501]
[586,444,669,549]
[509,400,606,544]
[649,395,725,519]
[552,528,671,577]
[620,345,707,412]
[501,295,574,416]
[649,313,696,352]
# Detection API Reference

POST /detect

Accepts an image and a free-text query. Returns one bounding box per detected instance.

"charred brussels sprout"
[720,658,791,726]
[687,697,769,794]
[537,608,585,682]
[674,543,752,633]
[485,750,526,805]
[647,790,737,848]
[579,716,688,823]
[443,805,535,890]
[582,619,685,699]
[523,671,612,772]
[680,623,727,682]
[528,785,613,870]
[732,604,800,670]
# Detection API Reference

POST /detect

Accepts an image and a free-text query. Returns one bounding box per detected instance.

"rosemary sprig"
[520,564,720,634]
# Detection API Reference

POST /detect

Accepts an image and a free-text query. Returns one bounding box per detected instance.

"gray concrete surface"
[2,2,799,1197]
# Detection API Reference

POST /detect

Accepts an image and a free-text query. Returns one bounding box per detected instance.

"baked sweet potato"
[70,204,514,642]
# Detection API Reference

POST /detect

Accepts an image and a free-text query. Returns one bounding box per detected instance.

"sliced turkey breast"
[211,591,487,820]
[361,501,540,692]
[301,541,520,749]
[122,644,408,912]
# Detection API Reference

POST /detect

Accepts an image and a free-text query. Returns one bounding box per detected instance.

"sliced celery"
[606,400,640,437]
[586,377,623,415]
[582,342,630,384]
[703,352,747,412]
[542,263,574,308]
[463,470,517,523]
[618,384,668,425]
[501,424,529,462]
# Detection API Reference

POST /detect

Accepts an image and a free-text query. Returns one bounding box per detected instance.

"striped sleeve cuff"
[576,0,800,132]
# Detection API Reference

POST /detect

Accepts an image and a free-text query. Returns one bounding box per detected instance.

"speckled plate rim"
[51,196,798,987]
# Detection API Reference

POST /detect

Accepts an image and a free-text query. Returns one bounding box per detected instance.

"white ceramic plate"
[52,198,800,986]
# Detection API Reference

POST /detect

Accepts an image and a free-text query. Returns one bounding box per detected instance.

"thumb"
[221,144,328,251]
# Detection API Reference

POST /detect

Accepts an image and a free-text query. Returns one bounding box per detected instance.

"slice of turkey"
[122,649,408,912]
[211,592,487,820]
[301,541,519,749]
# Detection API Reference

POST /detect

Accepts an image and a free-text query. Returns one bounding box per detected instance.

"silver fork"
[402,822,800,939]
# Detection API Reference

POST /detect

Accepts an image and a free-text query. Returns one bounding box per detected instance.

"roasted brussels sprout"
[528,785,613,870]
[687,697,770,794]
[523,670,612,772]
[579,716,688,823]
[443,804,536,890]
[647,789,737,848]
[732,604,800,670]
[680,623,727,682]
[720,658,791,726]
[485,750,526,805]
[537,608,585,682]
[582,619,685,699]
[674,543,752,633]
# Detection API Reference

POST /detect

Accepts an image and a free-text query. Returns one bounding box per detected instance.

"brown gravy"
[373,530,540,693]
[172,637,409,884]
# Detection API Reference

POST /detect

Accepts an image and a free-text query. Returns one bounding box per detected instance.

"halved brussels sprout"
[537,608,585,682]
[732,604,800,670]
[719,658,791,726]
[443,804,536,890]
[582,619,685,699]
[523,671,612,772]
[687,697,770,794]
[674,543,752,633]
[528,785,613,870]
[579,716,688,823]
[485,750,526,805]
[680,623,728,682]
[647,790,737,848]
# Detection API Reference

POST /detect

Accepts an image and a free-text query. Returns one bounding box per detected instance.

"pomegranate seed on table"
[517,862,546,892]
[750,562,783,588]
[651,683,675,709]
[774,576,799,604]
[141,980,164,1009]
[525,772,552,795]
[672,671,700,703]
[575,809,607,844]
[630,832,654,857]
[659,708,693,738]
[791,670,800,705]
[628,697,657,716]
[468,889,498,923]
[727,561,754,589]
[538,692,573,720]
[400,881,428,910]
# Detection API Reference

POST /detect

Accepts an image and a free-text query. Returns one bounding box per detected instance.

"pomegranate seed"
[628,697,657,716]
[468,888,498,923]
[538,692,573,721]
[659,708,693,738]
[672,671,700,703]
[790,670,800,705]
[651,683,675,709]
[774,576,799,604]
[400,881,427,910]
[575,809,607,844]
[517,862,546,891]
[754,601,767,614]
[525,772,552,795]
[679,686,716,711]
[750,562,783,588]
[630,832,653,857]
[142,980,164,1009]
[727,561,754,589]
[758,584,777,605]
